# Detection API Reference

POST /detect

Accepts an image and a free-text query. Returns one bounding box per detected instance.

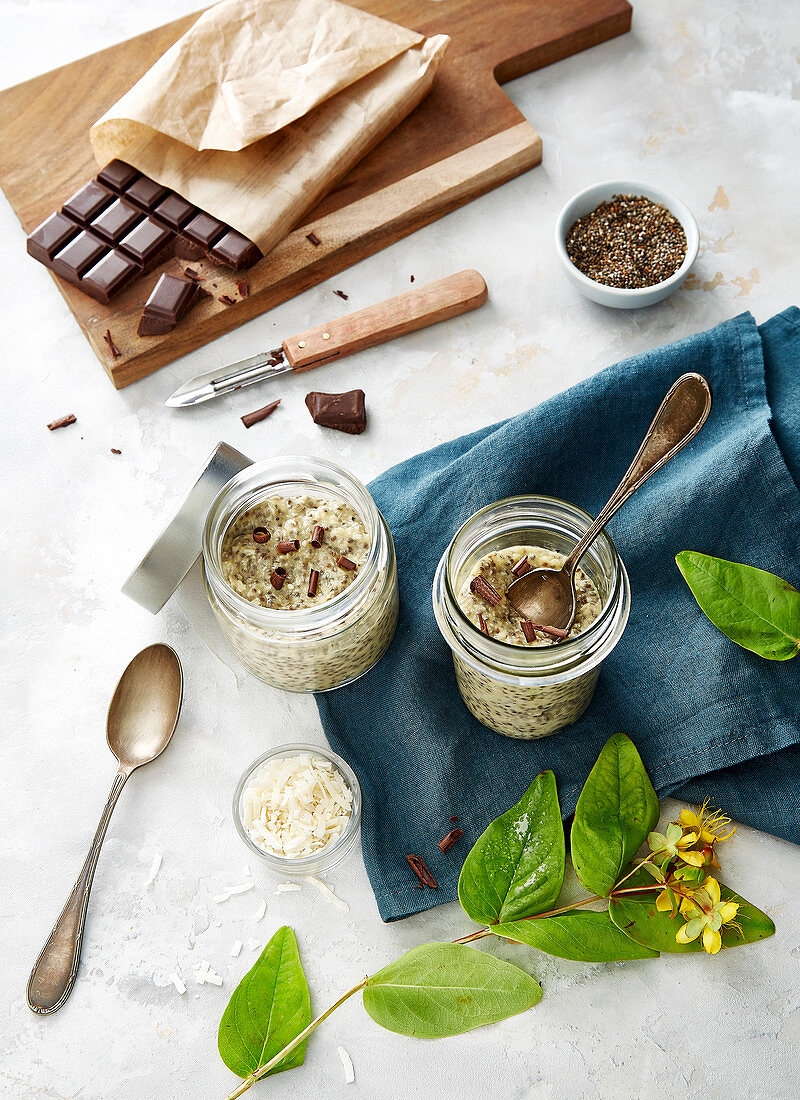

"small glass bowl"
[232,743,362,877]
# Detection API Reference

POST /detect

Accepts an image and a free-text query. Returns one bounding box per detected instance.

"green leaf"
[609,873,775,953]
[363,943,541,1038]
[458,771,565,925]
[676,550,800,660]
[493,910,658,962]
[570,733,660,898]
[218,926,311,1079]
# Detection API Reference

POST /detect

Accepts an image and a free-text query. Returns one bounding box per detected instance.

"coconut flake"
[337,1045,355,1084]
[225,882,255,895]
[247,939,263,951]
[275,883,302,894]
[253,899,266,922]
[230,940,243,957]
[143,851,162,888]
[169,972,186,995]
[305,876,349,912]
[213,892,230,904]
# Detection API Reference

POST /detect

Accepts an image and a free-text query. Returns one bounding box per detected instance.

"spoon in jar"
[507,373,712,633]
[27,643,183,1015]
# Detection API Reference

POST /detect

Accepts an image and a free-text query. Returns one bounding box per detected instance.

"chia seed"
[566,194,687,289]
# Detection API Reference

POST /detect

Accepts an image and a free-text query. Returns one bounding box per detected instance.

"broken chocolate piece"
[241,399,281,429]
[26,212,79,264]
[124,175,170,212]
[183,212,227,250]
[175,236,205,261]
[47,414,77,431]
[62,181,114,225]
[83,250,140,304]
[209,229,262,270]
[304,389,366,435]
[97,160,140,194]
[137,273,199,336]
[52,230,108,284]
[118,218,174,269]
[154,193,197,231]
[91,198,143,245]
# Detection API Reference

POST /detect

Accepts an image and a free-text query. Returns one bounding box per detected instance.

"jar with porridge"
[202,456,398,692]
[432,495,630,739]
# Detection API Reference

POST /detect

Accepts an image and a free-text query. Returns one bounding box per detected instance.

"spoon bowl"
[107,643,184,771]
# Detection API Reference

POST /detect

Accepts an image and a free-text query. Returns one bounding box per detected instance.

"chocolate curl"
[241,399,280,429]
[276,540,300,553]
[307,569,319,597]
[311,525,325,548]
[437,828,463,853]
[103,329,122,357]
[477,613,489,635]
[336,556,357,571]
[470,576,501,607]
[270,567,287,590]
[252,527,270,544]
[449,815,459,823]
[47,414,77,431]
[511,555,530,577]
[530,623,571,640]
[521,621,537,643]
[406,854,437,888]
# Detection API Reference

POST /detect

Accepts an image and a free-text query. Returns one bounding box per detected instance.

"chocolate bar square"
[97,160,140,193]
[154,193,197,231]
[91,198,143,245]
[183,212,227,250]
[62,181,114,226]
[124,176,170,213]
[82,250,140,304]
[52,230,108,283]
[208,229,262,270]
[137,273,200,336]
[26,212,80,264]
[118,218,174,269]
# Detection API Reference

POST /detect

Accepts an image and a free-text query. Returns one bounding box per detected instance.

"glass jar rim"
[433,493,631,685]
[202,455,386,632]
[232,742,362,874]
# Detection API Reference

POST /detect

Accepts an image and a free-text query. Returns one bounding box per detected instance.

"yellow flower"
[678,801,736,845]
[647,822,705,867]
[674,877,741,954]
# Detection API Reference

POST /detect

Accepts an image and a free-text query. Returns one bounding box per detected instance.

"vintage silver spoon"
[27,643,183,1015]
[507,373,712,631]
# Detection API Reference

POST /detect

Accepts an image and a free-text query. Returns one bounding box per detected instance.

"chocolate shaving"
[450,815,459,823]
[306,231,321,246]
[47,414,76,431]
[311,525,325,548]
[269,347,285,361]
[270,567,287,590]
[307,569,320,597]
[437,828,464,854]
[110,447,121,454]
[333,289,349,300]
[241,399,281,429]
[252,527,270,544]
[336,555,357,571]
[470,576,501,606]
[410,275,415,283]
[218,294,236,306]
[183,267,203,281]
[406,854,437,888]
[103,329,121,358]
[530,622,571,640]
[477,613,489,634]
[511,555,530,577]
[521,621,537,643]
[276,539,300,553]
[236,280,250,297]
[305,389,366,434]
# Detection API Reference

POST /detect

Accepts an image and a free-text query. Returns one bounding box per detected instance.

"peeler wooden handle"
[283,269,488,371]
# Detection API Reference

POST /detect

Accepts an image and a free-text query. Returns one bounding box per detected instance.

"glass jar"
[432,495,630,739]
[202,456,398,692]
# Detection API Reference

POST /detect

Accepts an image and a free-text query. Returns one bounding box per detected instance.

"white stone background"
[2,1,800,1097]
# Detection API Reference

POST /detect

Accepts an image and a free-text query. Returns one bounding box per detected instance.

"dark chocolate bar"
[183,212,227,250]
[305,389,367,434]
[154,193,197,231]
[82,251,140,304]
[52,230,108,284]
[62,181,114,225]
[125,176,170,212]
[118,218,174,269]
[208,228,263,270]
[91,198,143,245]
[26,212,80,264]
[97,160,140,193]
[137,273,200,336]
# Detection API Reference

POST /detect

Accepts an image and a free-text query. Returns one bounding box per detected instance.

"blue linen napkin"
[317,308,800,922]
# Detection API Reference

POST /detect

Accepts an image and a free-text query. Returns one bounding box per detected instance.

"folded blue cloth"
[317,308,800,922]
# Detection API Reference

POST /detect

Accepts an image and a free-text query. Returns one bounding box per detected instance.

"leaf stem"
[613,853,656,891]
[223,976,370,1099]
[452,894,608,944]
[610,885,662,897]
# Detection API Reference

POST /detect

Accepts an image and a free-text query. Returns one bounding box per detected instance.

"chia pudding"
[202,459,399,693]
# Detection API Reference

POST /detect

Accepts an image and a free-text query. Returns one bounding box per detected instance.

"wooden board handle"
[283,269,488,371]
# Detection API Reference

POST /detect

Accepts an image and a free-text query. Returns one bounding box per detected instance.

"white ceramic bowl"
[555,180,699,309]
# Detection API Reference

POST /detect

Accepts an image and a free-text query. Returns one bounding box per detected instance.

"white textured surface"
[2,2,800,1097]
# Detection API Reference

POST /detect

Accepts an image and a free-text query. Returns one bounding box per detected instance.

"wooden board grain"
[0,0,631,389]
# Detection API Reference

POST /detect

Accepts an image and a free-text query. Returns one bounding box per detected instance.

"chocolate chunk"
[26,212,79,263]
[154,193,197,231]
[83,250,140,303]
[97,160,140,193]
[91,198,143,245]
[175,236,206,260]
[137,273,199,336]
[208,229,262,270]
[124,175,170,212]
[305,389,366,434]
[183,212,227,250]
[118,218,174,269]
[62,181,114,226]
[52,230,108,283]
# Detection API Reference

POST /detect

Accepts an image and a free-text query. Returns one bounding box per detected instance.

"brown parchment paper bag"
[91,0,449,255]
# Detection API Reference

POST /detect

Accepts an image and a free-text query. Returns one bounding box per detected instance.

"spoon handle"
[563,373,712,575]
[27,769,129,1015]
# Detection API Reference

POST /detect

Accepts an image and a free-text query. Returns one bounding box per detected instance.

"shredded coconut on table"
[337,1045,355,1084]
[230,940,243,957]
[252,899,266,921]
[305,875,349,912]
[169,972,186,995]
[241,754,353,859]
[143,851,162,888]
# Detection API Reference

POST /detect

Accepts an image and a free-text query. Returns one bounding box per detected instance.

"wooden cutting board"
[0,0,631,389]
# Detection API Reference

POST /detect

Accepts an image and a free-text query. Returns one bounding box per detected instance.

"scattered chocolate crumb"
[438,828,463,854]
[269,346,285,360]
[450,815,459,823]
[110,447,121,455]
[103,329,121,358]
[212,283,218,288]
[218,294,236,306]
[47,414,77,431]
[306,231,321,246]
[410,275,415,283]
[241,399,281,429]
[333,289,349,300]
[470,576,501,607]
[237,280,250,297]
[183,267,203,281]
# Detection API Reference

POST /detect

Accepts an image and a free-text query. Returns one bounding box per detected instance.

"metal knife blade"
[165,351,292,408]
